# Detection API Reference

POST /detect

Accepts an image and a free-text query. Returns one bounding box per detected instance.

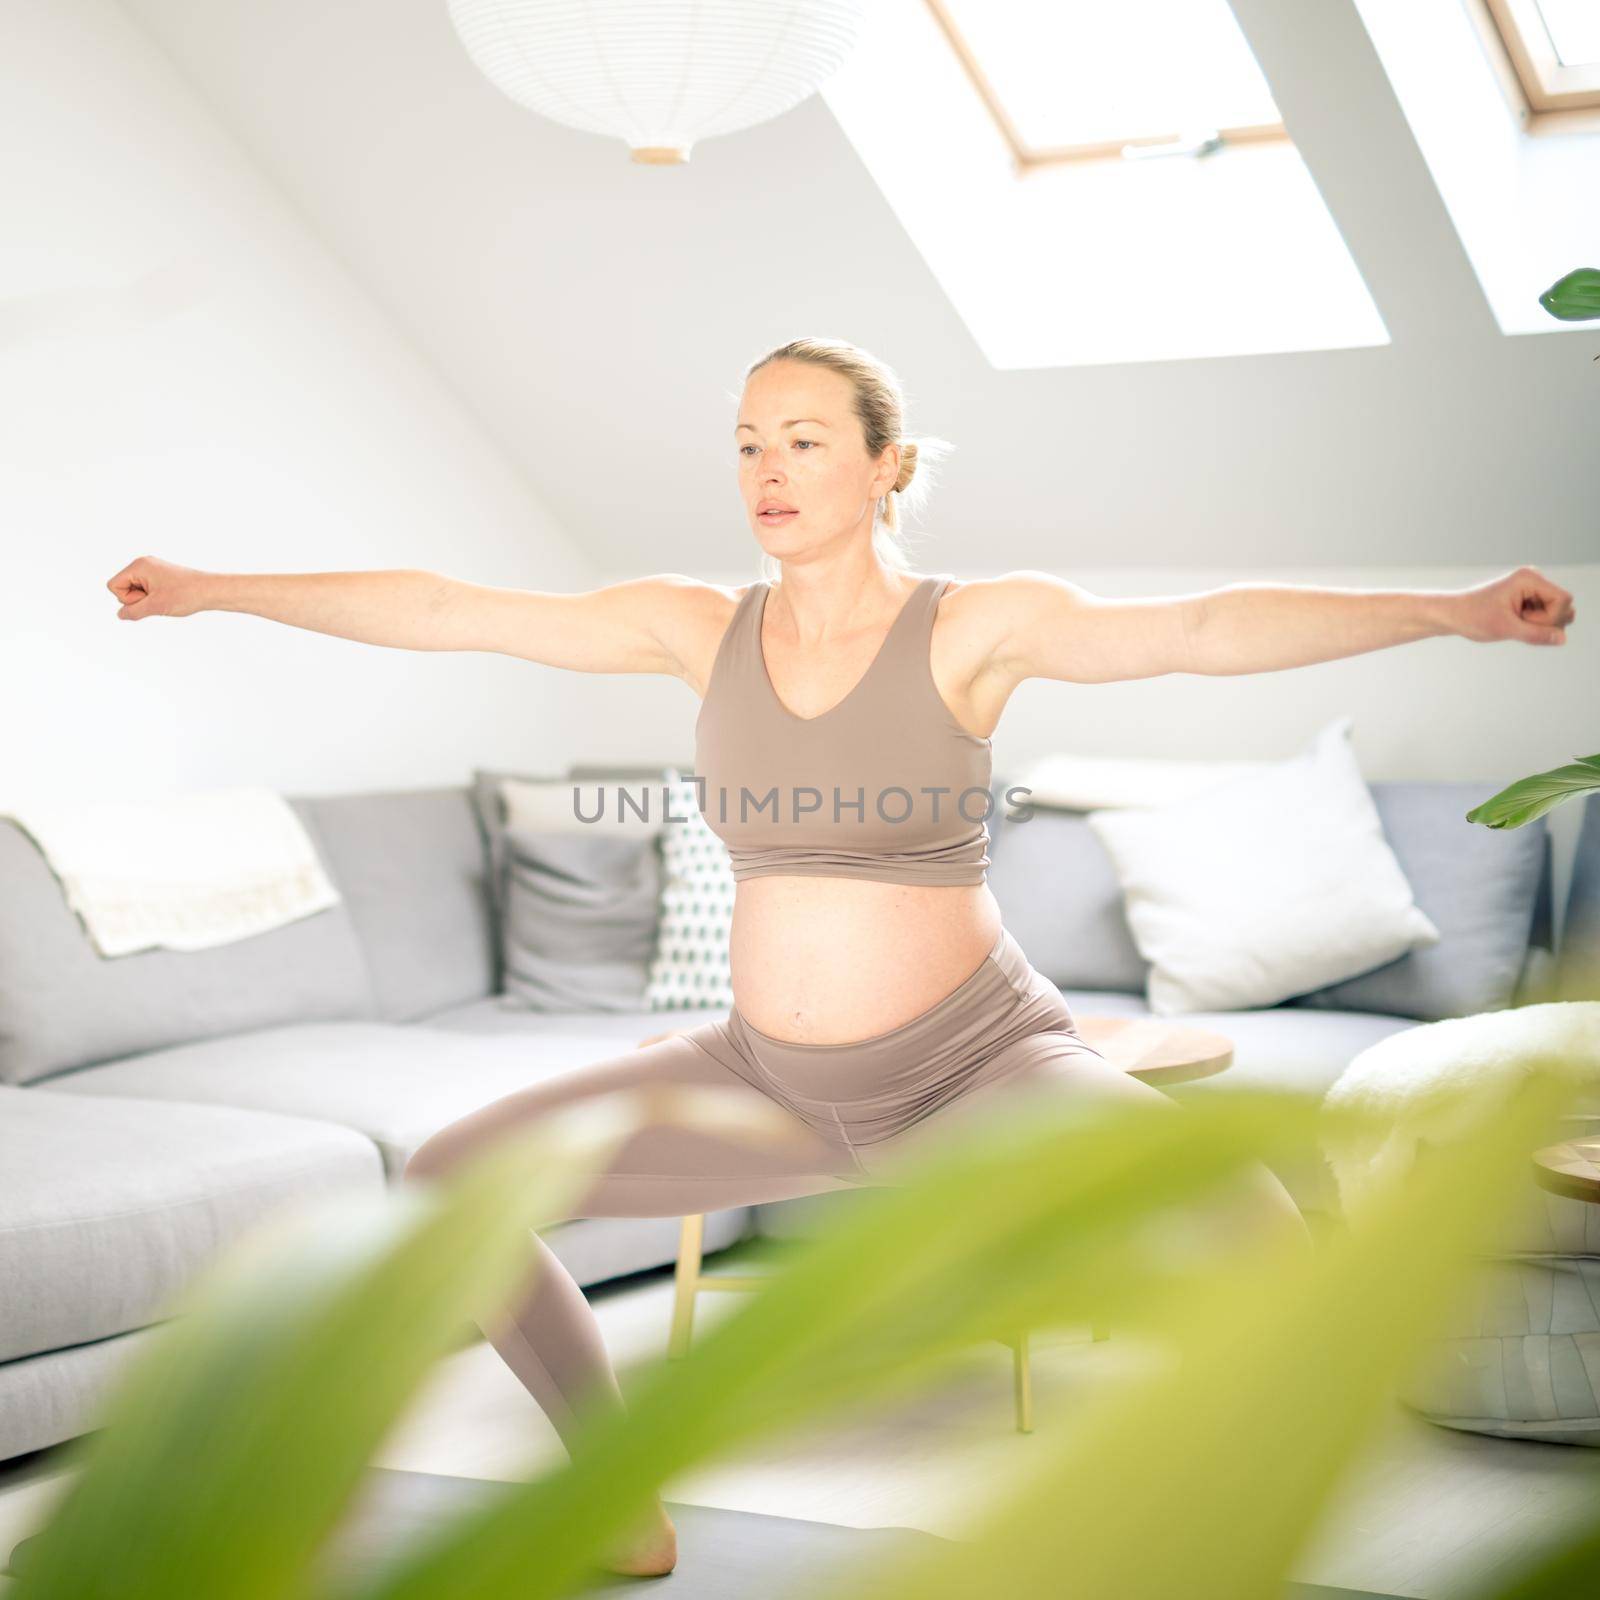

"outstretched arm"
[1176,565,1574,675]
[985,565,1574,686]
[106,558,722,680]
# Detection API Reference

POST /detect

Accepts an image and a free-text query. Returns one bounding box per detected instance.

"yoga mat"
[3,1468,1411,1597]
[3,1467,945,1597]
[316,1468,948,1595]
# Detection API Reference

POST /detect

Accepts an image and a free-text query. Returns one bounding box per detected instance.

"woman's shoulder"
[669,578,762,698]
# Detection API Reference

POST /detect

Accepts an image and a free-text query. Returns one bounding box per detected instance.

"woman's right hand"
[106,556,210,620]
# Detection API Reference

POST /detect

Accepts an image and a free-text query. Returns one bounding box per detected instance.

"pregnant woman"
[108,337,1574,1577]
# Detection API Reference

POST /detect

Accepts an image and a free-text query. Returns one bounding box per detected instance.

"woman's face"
[736,360,897,560]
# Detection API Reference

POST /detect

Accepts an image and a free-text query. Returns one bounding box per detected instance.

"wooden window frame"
[922,0,1289,174]
[1468,0,1600,136]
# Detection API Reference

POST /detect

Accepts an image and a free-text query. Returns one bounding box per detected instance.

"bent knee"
[401,1144,437,1186]
[402,1131,460,1186]
[1233,1161,1313,1253]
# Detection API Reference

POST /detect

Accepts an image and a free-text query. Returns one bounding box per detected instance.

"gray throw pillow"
[500,825,663,1012]
[469,764,667,989]
[1284,782,1549,1021]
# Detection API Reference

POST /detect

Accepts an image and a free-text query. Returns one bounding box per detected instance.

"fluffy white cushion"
[1319,999,1600,1218]
[645,776,736,1011]
[1319,1000,1600,1446]
[1085,717,1440,1016]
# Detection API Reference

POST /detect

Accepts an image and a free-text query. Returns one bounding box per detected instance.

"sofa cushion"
[985,794,1148,994]
[470,766,668,990]
[0,807,375,1088]
[416,996,729,1044]
[42,1021,644,1180]
[0,1084,383,1363]
[1284,782,1549,1021]
[0,1205,752,1463]
[293,788,496,1022]
[646,776,737,1011]
[0,1323,166,1463]
[500,826,662,1012]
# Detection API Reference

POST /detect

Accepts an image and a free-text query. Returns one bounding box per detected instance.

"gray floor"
[2,1263,1598,1599]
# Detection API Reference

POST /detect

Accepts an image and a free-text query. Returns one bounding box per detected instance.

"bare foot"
[600,1499,678,1577]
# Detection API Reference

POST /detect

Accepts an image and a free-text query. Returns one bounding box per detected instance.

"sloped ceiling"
[120,0,1599,574]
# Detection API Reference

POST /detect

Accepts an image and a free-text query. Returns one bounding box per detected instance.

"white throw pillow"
[1085,717,1441,1015]
[645,776,737,1011]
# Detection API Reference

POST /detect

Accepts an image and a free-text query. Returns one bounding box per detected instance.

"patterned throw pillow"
[645,776,736,1010]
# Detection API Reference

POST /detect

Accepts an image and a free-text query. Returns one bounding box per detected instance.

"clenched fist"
[1454,565,1577,646]
[106,556,210,620]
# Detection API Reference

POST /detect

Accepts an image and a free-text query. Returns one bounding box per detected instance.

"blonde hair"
[740,337,953,585]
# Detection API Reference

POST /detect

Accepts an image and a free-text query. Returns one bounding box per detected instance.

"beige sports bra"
[692,573,993,885]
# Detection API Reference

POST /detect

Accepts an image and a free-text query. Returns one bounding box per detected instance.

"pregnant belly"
[727,877,1005,1044]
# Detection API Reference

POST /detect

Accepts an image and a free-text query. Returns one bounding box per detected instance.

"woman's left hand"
[1451,566,1576,645]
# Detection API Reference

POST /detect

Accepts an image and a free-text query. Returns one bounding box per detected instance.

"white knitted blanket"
[1318,1001,1600,1218]
[5,787,341,957]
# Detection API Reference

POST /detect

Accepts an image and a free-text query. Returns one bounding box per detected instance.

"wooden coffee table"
[1531,1137,1600,1204]
[1070,1014,1234,1088]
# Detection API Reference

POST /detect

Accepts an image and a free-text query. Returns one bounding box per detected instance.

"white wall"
[0,0,615,811]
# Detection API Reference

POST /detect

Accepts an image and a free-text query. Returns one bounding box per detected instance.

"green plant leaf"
[349,1089,1333,1600]
[6,1087,784,1600]
[19,1071,1592,1600]
[1538,266,1600,321]
[1465,755,1600,828]
[822,1069,1582,1600]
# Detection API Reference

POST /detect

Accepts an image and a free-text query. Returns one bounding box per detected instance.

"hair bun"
[894,439,919,495]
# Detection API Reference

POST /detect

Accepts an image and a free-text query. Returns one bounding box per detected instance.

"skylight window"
[1483,0,1600,117]
[1539,0,1600,64]
[1353,0,1600,336]
[818,0,1387,366]
[931,0,1286,161]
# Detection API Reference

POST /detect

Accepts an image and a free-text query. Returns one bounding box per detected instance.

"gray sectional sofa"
[2,774,1595,1463]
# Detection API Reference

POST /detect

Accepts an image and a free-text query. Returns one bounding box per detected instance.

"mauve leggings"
[402,926,1167,1454]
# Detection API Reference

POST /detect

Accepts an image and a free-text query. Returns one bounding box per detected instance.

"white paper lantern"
[446,0,868,164]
